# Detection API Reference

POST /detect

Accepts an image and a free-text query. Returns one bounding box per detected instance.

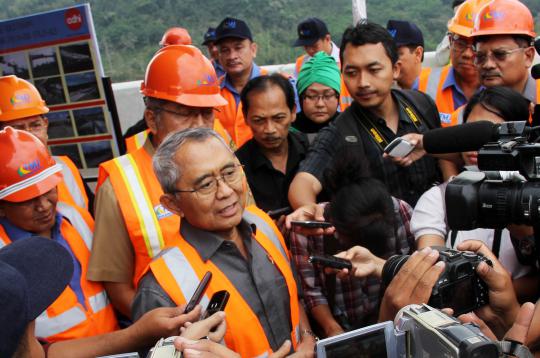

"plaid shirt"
[290,198,414,330]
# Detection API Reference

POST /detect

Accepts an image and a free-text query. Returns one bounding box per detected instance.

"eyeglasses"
[450,36,474,53]
[5,117,47,135]
[173,164,244,197]
[302,92,339,103]
[149,107,216,121]
[473,47,526,66]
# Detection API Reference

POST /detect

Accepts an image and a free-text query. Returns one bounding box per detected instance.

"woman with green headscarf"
[293,51,341,142]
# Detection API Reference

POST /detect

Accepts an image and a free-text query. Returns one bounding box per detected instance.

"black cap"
[0,237,73,357]
[202,27,217,46]
[386,20,424,48]
[215,17,252,43]
[294,17,329,47]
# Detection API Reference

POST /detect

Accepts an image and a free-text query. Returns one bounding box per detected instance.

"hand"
[334,246,386,279]
[383,133,425,167]
[378,247,444,322]
[181,311,227,342]
[457,240,520,339]
[293,335,316,358]
[129,305,202,347]
[285,203,335,237]
[458,302,535,342]
[174,337,240,358]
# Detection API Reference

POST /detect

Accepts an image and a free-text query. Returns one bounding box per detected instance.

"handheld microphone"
[423,121,528,154]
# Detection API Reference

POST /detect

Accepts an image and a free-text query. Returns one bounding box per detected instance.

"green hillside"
[1,0,539,82]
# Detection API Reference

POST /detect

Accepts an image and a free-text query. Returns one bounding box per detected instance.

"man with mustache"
[235,74,308,212]
[289,20,441,209]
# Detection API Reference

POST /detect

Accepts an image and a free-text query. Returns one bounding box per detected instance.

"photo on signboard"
[29,47,60,78]
[66,71,100,102]
[73,107,107,136]
[47,111,75,139]
[34,76,66,105]
[50,144,83,169]
[60,43,94,73]
[0,52,30,78]
[82,140,113,168]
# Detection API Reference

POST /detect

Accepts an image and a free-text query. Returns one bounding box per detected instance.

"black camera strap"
[492,229,502,259]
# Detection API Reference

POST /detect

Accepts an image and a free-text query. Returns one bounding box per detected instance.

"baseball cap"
[294,18,330,47]
[202,27,217,46]
[0,237,73,357]
[386,20,424,48]
[215,17,252,43]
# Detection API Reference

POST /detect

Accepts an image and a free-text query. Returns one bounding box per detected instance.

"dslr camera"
[382,246,492,316]
[446,121,540,230]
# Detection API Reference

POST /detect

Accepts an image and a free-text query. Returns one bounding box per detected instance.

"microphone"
[424,121,498,154]
[423,121,530,154]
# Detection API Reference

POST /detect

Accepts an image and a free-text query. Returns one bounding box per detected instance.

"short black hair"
[240,74,296,116]
[340,20,399,65]
[463,86,531,123]
[323,147,395,257]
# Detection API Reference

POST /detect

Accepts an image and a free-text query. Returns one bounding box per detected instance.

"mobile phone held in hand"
[267,206,292,220]
[201,290,230,320]
[183,271,212,314]
[308,254,353,270]
[290,220,333,229]
[384,137,415,158]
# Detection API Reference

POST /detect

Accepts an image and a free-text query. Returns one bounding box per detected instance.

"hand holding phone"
[202,290,230,320]
[309,254,353,270]
[183,271,212,314]
[384,137,415,158]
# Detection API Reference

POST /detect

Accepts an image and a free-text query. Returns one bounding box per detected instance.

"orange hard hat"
[448,0,492,37]
[140,45,227,107]
[159,27,192,46]
[471,0,536,38]
[0,75,49,122]
[0,127,63,203]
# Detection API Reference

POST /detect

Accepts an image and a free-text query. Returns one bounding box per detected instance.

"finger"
[209,319,227,342]
[269,340,292,358]
[202,311,226,330]
[458,312,497,341]
[441,308,454,316]
[410,261,445,303]
[186,339,239,357]
[504,302,535,344]
[313,204,325,221]
[456,240,497,263]
[393,247,439,294]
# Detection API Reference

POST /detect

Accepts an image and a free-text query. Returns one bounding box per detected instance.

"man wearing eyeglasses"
[87,45,229,318]
[470,0,538,105]
[416,0,484,128]
[132,128,316,357]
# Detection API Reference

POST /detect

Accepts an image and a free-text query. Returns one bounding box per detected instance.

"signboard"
[0,4,119,169]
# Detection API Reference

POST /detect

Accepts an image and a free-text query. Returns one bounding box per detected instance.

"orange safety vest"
[125,120,235,154]
[417,65,458,127]
[54,156,89,211]
[97,142,180,286]
[149,205,300,357]
[215,68,269,148]
[295,54,352,112]
[0,202,118,341]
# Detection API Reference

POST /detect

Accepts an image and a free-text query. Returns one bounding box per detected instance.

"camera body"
[382,247,492,316]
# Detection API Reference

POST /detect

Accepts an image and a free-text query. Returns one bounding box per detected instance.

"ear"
[290,106,297,123]
[393,60,402,80]
[144,108,159,135]
[523,46,535,69]
[414,46,424,63]
[250,42,258,58]
[160,194,184,218]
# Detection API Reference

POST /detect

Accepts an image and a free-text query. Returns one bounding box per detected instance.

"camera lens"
[381,254,410,287]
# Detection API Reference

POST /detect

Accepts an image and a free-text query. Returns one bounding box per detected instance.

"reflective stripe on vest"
[424,67,443,100]
[243,210,289,262]
[54,156,88,210]
[125,129,150,154]
[114,154,165,258]
[36,307,86,338]
[57,202,93,250]
[88,290,110,313]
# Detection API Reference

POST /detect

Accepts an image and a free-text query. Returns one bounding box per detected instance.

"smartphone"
[201,290,230,320]
[183,271,212,314]
[290,220,333,229]
[383,137,415,157]
[267,206,292,219]
[308,254,352,270]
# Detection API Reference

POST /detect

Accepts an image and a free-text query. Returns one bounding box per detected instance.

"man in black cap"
[1,237,203,357]
[202,27,225,78]
[386,20,426,89]
[293,17,340,78]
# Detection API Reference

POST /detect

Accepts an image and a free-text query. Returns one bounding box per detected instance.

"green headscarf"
[296,51,341,95]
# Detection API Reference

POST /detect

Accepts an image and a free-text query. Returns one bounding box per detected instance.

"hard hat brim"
[2,171,63,203]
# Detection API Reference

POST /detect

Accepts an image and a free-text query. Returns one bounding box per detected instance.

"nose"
[215,177,234,199]
[34,194,53,213]
[263,120,276,134]
[190,112,206,128]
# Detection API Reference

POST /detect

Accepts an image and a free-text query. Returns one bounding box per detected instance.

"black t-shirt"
[236,131,309,212]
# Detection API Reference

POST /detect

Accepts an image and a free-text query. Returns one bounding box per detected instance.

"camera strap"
[492,229,502,259]
[497,339,533,358]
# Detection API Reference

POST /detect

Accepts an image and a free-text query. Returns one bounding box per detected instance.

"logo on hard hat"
[9,94,30,106]
[465,12,473,22]
[483,11,503,21]
[197,74,216,87]
[17,160,41,177]
[65,8,83,31]
[224,20,237,29]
